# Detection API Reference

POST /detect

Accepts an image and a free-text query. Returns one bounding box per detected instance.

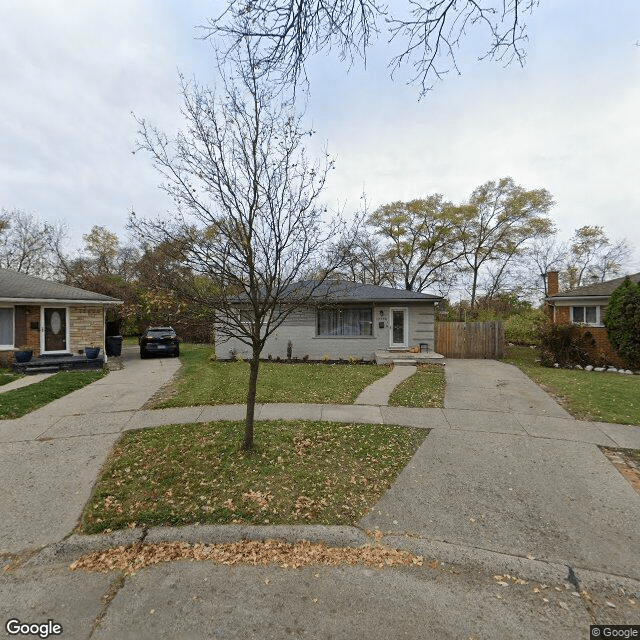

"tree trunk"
[470,264,479,308]
[242,348,261,451]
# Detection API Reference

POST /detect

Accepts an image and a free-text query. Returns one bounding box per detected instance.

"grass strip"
[153,345,390,407]
[504,346,640,425]
[0,370,106,419]
[388,364,445,408]
[0,372,21,387]
[79,419,426,534]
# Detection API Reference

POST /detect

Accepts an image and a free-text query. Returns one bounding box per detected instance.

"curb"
[383,535,640,596]
[23,525,640,597]
[24,525,371,567]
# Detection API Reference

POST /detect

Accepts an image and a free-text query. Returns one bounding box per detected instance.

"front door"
[43,308,68,353]
[389,307,408,348]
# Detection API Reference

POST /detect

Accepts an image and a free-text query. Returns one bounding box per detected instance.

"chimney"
[546,271,559,297]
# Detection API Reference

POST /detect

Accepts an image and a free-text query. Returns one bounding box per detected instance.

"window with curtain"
[317,307,373,336]
[0,308,14,347]
[571,306,599,325]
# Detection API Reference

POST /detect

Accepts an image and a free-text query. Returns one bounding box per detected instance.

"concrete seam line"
[88,572,126,638]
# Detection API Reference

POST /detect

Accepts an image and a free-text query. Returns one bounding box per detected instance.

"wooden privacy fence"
[435,322,504,359]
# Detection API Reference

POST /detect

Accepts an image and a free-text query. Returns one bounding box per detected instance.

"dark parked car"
[139,326,180,358]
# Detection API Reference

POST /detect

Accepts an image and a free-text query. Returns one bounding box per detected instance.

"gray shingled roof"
[237,280,441,304]
[0,269,121,303]
[303,280,441,302]
[548,272,640,299]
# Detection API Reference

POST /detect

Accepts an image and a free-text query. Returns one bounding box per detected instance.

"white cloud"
[0,0,638,273]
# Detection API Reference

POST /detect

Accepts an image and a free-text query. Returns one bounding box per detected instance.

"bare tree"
[206,1,538,96]
[525,234,566,297]
[130,51,350,450]
[564,225,632,289]
[0,208,67,277]
[332,230,394,286]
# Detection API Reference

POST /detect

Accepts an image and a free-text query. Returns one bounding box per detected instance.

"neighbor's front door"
[43,308,68,353]
[389,307,408,348]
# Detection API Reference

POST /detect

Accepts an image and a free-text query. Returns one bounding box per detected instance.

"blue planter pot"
[85,347,100,359]
[15,350,33,363]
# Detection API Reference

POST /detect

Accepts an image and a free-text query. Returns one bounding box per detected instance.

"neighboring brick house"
[215,280,443,362]
[545,270,640,368]
[0,268,121,366]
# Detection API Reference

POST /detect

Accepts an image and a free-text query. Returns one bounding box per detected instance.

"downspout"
[103,305,108,363]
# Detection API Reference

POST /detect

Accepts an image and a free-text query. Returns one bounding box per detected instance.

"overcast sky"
[1,1,639,271]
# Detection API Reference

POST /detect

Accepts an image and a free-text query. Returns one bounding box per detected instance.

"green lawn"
[79,419,427,534]
[503,345,640,425]
[0,371,21,387]
[151,345,390,407]
[389,364,445,408]
[0,370,107,419]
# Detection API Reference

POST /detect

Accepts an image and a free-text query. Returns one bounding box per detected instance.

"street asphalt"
[1,347,639,638]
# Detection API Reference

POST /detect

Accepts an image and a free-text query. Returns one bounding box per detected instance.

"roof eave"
[0,298,123,305]
[546,295,610,303]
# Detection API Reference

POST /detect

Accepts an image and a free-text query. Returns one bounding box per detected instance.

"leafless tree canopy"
[206,1,539,95]
[563,225,632,289]
[0,208,67,278]
[130,51,353,449]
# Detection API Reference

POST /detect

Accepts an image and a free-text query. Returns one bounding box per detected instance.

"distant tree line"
[331,181,634,307]
[1,183,634,335]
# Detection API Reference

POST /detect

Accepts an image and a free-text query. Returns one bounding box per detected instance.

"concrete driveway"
[0,347,180,552]
[361,359,640,581]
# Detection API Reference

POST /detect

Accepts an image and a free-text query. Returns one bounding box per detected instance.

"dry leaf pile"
[69,540,423,575]
[601,447,640,495]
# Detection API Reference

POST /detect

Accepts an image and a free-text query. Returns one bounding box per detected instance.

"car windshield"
[147,330,175,337]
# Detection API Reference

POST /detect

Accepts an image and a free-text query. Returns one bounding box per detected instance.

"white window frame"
[570,305,602,327]
[0,306,15,350]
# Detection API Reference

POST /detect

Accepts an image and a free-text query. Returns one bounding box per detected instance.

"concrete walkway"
[0,371,54,394]
[2,354,640,555]
[354,363,416,405]
[2,353,640,638]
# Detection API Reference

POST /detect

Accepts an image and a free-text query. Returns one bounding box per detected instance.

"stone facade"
[216,302,436,361]
[69,306,104,354]
[14,305,41,354]
[0,305,106,365]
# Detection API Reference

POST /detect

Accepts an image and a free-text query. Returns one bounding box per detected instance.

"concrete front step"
[393,359,417,366]
[14,355,106,374]
[24,366,60,374]
[375,350,445,365]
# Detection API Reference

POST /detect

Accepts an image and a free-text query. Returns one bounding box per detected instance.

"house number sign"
[50,311,62,335]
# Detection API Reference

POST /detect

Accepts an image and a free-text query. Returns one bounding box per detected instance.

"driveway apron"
[360,358,640,581]
[0,348,180,553]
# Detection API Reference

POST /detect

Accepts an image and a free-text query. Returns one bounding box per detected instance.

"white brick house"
[215,281,442,362]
